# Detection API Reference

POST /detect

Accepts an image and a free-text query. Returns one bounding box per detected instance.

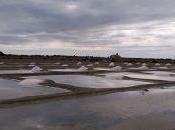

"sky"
[0,0,175,58]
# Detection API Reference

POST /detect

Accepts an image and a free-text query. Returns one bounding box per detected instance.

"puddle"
[0,79,69,100]
[129,67,153,70]
[143,71,175,76]
[48,68,79,72]
[93,68,111,71]
[1,88,175,130]
[0,70,33,74]
[101,72,175,81]
[48,68,88,72]
[25,75,150,89]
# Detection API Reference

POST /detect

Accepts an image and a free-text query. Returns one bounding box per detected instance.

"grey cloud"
[0,0,175,57]
[1,0,175,33]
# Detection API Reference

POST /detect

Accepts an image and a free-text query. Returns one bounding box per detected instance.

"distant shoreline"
[0,52,174,63]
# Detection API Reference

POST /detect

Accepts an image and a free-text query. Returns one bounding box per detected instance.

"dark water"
[1,88,175,130]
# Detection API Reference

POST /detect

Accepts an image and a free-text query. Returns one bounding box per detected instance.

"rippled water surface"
[1,88,175,130]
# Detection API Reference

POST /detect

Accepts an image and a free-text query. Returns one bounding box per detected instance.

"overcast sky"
[0,0,175,58]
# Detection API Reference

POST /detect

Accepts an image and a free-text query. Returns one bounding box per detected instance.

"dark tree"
[0,51,5,56]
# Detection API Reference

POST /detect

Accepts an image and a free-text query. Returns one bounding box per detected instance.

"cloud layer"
[0,0,175,58]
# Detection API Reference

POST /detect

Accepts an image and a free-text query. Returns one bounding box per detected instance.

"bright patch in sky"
[65,3,78,11]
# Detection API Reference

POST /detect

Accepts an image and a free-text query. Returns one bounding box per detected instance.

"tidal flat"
[0,61,175,130]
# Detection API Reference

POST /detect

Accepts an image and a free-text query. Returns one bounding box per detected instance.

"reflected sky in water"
[1,88,175,130]
[0,79,68,100]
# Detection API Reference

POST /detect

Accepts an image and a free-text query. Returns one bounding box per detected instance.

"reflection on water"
[0,70,33,74]
[93,68,111,71]
[143,71,175,76]
[101,72,175,81]
[26,75,150,88]
[48,69,80,72]
[0,79,68,100]
[1,88,175,130]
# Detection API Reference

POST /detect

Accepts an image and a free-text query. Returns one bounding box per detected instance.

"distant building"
[110,53,122,61]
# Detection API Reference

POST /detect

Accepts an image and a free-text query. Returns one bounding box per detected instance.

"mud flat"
[1,69,175,106]
[0,60,175,130]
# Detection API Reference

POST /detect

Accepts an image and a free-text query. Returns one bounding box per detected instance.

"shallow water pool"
[0,79,68,100]
[25,75,150,89]
[100,72,175,81]
[0,69,33,74]
[1,87,175,130]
